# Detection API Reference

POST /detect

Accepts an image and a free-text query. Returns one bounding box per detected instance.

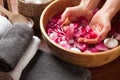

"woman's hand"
[84,10,111,44]
[61,5,92,25]
[84,0,120,44]
[61,0,101,25]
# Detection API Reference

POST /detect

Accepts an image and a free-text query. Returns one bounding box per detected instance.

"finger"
[77,38,85,42]
[84,38,99,44]
[99,25,111,40]
[84,10,93,21]
[61,8,71,22]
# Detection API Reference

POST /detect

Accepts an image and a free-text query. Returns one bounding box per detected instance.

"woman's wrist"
[98,8,112,21]
[100,0,120,20]
[80,0,100,11]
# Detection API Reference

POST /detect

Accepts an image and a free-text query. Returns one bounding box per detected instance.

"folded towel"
[9,36,41,80]
[20,50,91,80]
[0,15,12,38]
[0,23,34,72]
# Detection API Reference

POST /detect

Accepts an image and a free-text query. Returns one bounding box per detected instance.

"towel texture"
[0,23,33,72]
[20,50,91,80]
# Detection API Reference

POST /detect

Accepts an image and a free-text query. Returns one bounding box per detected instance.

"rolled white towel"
[0,15,12,38]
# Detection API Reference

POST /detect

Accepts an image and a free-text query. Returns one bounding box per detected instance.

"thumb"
[61,12,70,22]
[98,25,111,41]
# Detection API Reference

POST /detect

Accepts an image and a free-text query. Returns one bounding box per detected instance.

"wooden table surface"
[1,0,120,80]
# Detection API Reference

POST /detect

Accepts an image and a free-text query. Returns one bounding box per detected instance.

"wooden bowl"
[40,0,120,67]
